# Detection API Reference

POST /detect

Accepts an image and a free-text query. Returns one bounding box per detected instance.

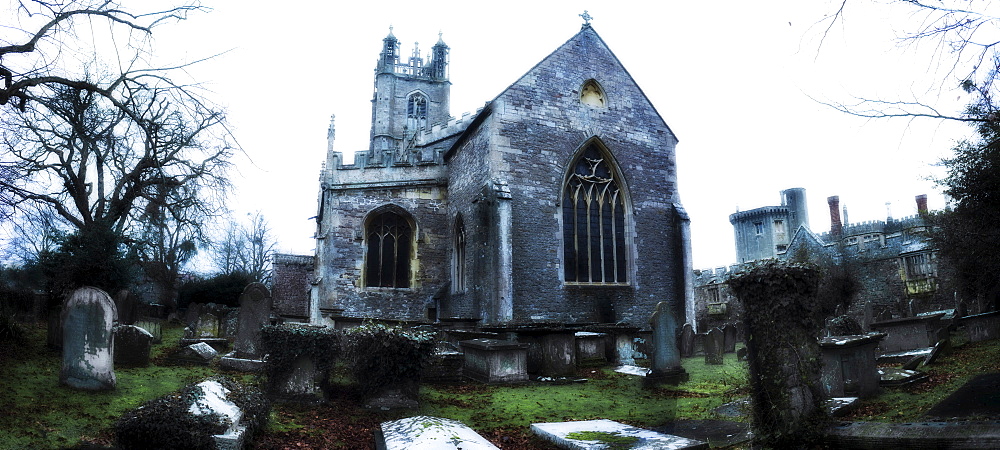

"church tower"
[369,28,451,157]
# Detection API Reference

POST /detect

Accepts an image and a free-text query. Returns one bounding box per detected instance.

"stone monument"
[644,302,689,386]
[221,283,272,371]
[61,287,117,390]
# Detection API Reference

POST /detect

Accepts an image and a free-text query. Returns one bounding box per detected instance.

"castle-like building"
[694,188,955,332]
[302,23,692,328]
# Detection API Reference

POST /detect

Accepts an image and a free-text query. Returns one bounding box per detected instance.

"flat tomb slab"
[379,416,498,450]
[926,373,1000,418]
[614,365,651,377]
[531,419,708,449]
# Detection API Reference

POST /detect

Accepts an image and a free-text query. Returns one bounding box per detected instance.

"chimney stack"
[828,196,842,236]
[916,194,928,215]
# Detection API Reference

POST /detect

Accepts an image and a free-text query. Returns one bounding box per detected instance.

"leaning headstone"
[645,302,688,385]
[60,287,117,390]
[113,325,153,367]
[722,324,737,353]
[679,323,695,358]
[170,342,219,366]
[114,289,138,325]
[705,327,724,365]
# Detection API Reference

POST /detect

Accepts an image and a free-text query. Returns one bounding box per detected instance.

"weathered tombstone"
[679,323,695,358]
[134,319,162,344]
[705,327,724,365]
[221,309,239,338]
[195,313,220,338]
[60,287,117,390]
[818,333,885,398]
[736,347,748,362]
[575,332,607,367]
[175,342,219,365]
[113,325,153,367]
[184,302,202,329]
[908,299,918,318]
[114,289,138,325]
[862,301,873,331]
[380,416,499,450]
[645,302,689,385]
[220,283,273,371]
[234,283,271,359]
[722,324,737,353]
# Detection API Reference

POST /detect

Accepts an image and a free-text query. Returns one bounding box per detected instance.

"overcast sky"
[143,0,974,270]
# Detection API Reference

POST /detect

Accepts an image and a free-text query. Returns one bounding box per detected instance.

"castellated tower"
[369,28,451,157]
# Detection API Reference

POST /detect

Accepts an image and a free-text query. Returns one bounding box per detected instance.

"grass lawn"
[1,319,997,449]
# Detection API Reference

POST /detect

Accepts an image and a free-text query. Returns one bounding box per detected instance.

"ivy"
[728,259,828,447]
[342,322,435,397]
[259,324,340,393]
[115,376,268,450]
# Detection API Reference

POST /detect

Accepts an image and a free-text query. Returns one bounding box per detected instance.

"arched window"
[580,79,606,108]
[563,143,628,283]
[406,93,428,130]
[453,215,466,292]
[365,211,412,288]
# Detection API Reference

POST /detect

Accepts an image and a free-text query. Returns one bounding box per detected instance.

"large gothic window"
[406,93,428,130]
[563,144,628,284]
[365,211,412,288]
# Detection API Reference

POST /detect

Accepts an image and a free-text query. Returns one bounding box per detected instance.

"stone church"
[308,22,693,328]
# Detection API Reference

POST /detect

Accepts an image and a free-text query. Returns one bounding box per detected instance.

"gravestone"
[184,303,203,329]
[234,283,271,359]
[679,323,695,358]
[174,342,218,365]
[113,325,153,367]
[532,419,708,450]
[459,339,529,383]
[818,333,885,398]
[722,324,737,353]
[705,327,724,365]
[645,302,688,385]
[221,283,272,371]
[575,332,607,367]
[60,287,117,390]
[134,319,162,344]
[194,313,220,338]
[221,309,239,338]
[114,289,138,325]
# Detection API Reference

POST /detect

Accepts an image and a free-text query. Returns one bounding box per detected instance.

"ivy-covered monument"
[308,22,692,328]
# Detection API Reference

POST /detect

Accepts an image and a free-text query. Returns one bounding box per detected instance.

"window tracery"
[406,93,428,130]
[365,211,412,288]
[563,144,628,284]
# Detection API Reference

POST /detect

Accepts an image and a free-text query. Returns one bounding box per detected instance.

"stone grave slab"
[722,324,737,353]
[531,419,708,449]
[652,420,752,449]
[714,397,749,418]
[60,287,117,390]
[114,289,138,325]
[647,301,688,384]
[614,365,650,377]
[824,397,859,417]
[876,347,932,365]
[168,342,219,366]
[679,323,695,358]
[134,319,162,344]
[378,416,498,449]
[705,327,724,365]
[818,333,885,398]
[878,367,928,386]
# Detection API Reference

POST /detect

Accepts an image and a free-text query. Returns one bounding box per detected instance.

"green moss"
[565,431,640,448]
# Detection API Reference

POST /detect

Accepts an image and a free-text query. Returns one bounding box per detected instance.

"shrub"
[259,324,340,394]
[176,272,255,309]
[0,314,24,343]
[342,322,434,397]
[115,376,269,450]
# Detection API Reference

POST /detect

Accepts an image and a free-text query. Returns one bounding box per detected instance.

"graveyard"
[1,303,999,449]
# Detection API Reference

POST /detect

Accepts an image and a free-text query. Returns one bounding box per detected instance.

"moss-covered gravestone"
[729,260,826,447]
[61,287,117,390]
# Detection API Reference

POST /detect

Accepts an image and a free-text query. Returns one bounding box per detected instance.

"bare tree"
[210,212,276,283]
[817,1,1000,121]
[0,1,232,294]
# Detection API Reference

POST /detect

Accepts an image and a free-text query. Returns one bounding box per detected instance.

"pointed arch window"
[563,143,628,284]
[365,211,412,288]
[580,79,606,108]
[453,215,466,293]
[407,93,428,130]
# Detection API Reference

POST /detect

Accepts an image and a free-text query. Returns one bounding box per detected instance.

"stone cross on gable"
[580,10,593,25]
